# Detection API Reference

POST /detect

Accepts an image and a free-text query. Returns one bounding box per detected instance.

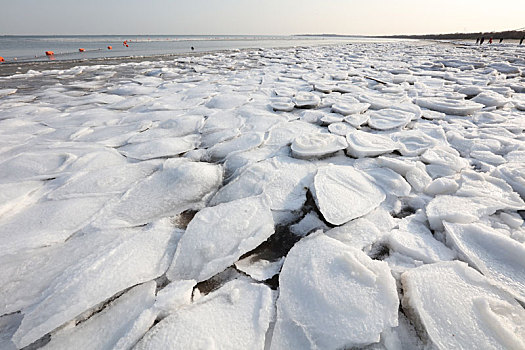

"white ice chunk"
[492,162,525,198]
[107,159,222,226]
[331,102,370,116]
[313,165,385,225]
[291,133,347,159]
[289,211,329,237]
[135,279,274,350]
[119,135,199,160]
[42,282,157,350]
[401,261,525,350]
[293,91,321,108]
[368,108,413,130]
[167,195,274,282]
[154,280,196,318]
[346,130,399,158]
[12,220,178,348]
[388,215,455,263]
[0,196,109,254]
[271,233,398,349]
[325,217,384,251]
[471,91,509,108]
[235,256,284,281]
[211,156,316,211]
[206,132,264,161]
[48,162,159,199]
[424,177,459,195]
[206,94,248,109]
[444,221,525,302]
[415,98,483,116]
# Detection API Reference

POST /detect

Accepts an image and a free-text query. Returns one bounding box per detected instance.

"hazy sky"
[1,0,524,36]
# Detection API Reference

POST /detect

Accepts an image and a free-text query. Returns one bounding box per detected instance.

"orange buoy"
[79,48,85,52]
[0,56,5,62]
[107,46,112,50]
[45,51,54,56]
[125,44,129,47]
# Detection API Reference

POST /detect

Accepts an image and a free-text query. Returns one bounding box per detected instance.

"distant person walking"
[475,37,480,44]
[499,38,503,43]
[480,37,485,45]
[520,36,524,45]
[489,37,493,44]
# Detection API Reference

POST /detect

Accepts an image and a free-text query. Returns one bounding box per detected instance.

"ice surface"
[167,195,274,282]
[12,220,178,348]
[402,261,525,350]
[415,97,484,115]
[368,108,413,130]
[106,159,222,226]
[0,196,110,254]
[444,221,525,302]
[135,279,275,350]
[291,132,347,159]
[235,256,284,281]
[119,135,200,160]
[2,41,525,349]
[211,156,316,211]
[388,215,455,263]
[271,233,398,349]
[313,165,385,225]
[346,130,399,158]
[42,282,157,350]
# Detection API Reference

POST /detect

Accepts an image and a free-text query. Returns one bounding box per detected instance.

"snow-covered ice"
[2,41,525,349]
[271,233,399,349]
[313,165,385,225]
[402,261,525,349]
[135,279,275,350]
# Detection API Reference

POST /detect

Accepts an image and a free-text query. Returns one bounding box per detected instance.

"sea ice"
[106,159,222,226]
[444,221,525,302]
[414,97,484,115]
[291,133,347,159]
[211,156,316,211]
[402,261,525,350]
[167,195,274,282]
[42,282,157,350]
[368,108,413,130]
[271,233,398,349]
[312,165,385,225]
[346,130,399,158]
[12,220,178,348]
[135,279,275,350]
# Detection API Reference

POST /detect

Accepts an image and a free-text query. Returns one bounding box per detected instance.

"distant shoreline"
[296,30,525,40]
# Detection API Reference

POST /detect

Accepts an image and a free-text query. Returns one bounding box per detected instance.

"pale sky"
[1,0,524,36]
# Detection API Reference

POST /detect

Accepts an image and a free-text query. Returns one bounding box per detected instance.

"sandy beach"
[1,41,525,349]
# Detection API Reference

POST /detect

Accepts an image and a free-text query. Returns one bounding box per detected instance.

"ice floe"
[312,165,385,225]
[135,279,274,350]
[271,233,398,349]
[167,195,274,282]
[402,261,525,350]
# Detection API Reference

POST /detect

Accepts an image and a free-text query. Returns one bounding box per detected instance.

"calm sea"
[0,35,398,63]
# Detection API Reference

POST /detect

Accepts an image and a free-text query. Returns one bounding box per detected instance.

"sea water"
[0,35,398,63]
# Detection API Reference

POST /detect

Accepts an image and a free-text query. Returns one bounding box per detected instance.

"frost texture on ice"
[211,156,316,211]
[313,165,385,225]
[107,159,222,226]
[291,133,347,159]
[135,279,275,350]
[42,282,157,350]
[346,131,399,158]
[167,195,274,282]
[444,221,525,302]
[12,220,179,348]
[271,233,399,349]
[402,261,525,350]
